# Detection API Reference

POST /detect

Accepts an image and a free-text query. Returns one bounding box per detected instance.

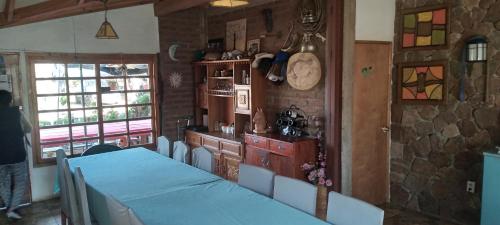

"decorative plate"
[286,53,322,90]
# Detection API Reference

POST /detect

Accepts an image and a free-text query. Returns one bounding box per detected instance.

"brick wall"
[158,8,205,139]
[390,1,500,224]
[208,0,326,130]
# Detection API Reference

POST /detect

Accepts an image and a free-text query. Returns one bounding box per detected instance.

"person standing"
[0,90,32,220]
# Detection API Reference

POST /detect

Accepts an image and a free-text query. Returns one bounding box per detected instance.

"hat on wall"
[286,52,321,90]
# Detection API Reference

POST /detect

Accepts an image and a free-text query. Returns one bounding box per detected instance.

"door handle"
[381,127,390,133]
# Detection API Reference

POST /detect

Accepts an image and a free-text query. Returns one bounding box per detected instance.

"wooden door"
[352,42,392,205]
[222,155,240,182]
[268,153,293,177]
[245,145,270,169]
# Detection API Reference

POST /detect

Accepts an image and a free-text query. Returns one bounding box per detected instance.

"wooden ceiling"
[0,0,279,29]
[0,0,155,29]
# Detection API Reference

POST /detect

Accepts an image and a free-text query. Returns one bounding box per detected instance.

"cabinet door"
[223,155,241,182]
[245,145,271,169]
[268,153,293,178]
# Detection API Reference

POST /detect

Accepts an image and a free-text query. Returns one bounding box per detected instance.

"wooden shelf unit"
[189,59,265,181]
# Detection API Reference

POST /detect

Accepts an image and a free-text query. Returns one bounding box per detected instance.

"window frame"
[27,53,160,167]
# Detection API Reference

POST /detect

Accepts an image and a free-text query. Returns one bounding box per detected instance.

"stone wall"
[158,8,205,139]
[207,0,326,126]
[390,1,500,224]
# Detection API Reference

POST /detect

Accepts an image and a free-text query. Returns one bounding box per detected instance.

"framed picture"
[226,19,247,51]
[400,5,449,50]
[247,39,260,56]
[397,61,447,104]
[235,88,250,114]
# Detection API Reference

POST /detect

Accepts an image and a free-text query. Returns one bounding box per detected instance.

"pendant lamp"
[96,0,119,39]
[210,0,249,7]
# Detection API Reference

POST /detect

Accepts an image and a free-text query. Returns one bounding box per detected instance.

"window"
[28,53,158,165]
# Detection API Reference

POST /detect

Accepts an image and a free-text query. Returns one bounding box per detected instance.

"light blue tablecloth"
[68,148,329,225]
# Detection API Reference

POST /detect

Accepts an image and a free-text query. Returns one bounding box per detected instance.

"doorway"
[351,41,392,204]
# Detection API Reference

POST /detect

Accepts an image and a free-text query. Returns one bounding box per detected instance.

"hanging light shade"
[210,0,249,7]
[96,1,118,39]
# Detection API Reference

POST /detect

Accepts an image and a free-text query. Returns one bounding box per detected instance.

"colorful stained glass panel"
[401,7,448,48]
[400,63,446,103]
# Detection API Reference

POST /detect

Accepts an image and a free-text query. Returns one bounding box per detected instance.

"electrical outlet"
[467,181,476,193]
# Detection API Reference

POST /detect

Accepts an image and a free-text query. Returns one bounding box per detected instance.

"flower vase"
[316,185,328,220]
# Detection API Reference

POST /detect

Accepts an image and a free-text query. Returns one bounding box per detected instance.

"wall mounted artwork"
[397,61,447,104]
[226,19,247,52]
[400,5,449,49]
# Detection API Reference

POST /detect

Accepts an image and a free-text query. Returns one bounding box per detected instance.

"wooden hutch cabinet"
[186,59,265,181]
[244,133,317,181]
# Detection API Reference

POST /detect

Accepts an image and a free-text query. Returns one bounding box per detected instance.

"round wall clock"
[286,52,322,90]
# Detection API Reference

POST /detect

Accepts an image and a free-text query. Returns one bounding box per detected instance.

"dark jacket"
[0,107,26,165]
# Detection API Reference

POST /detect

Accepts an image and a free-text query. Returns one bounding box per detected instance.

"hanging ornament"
[169,72,183,88]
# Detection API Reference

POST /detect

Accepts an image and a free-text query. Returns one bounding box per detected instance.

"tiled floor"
[0,198,462,225]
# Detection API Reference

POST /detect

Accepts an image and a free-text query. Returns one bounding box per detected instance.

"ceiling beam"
[154,0,210,16]
[4,0,15,22]
[0,0,155,29]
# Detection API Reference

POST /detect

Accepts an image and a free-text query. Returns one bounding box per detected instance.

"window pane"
[129,119,152,134]
[103,107,126,121]
[37,96,68,111]
[36,80,67,94]
[38,111,69,127]
[101,78,125,92]
[85,109,99,123]
[127,78,150,91]
[71,109,99,123]
[40,127,70,143]
[100,64,124,77]
[73,139,99,155]
[72,125,99,139]
[130,132,153,146]
[128,105,151,119]
[41,142,70,159]
[103,121,127,135]
[70,110,86,124]
[69,79,96,93]
[68,80,82,93]
[68,64,95,77]
[69,95,98,109]
[35,63,65,78]
[102,93,126,106]
[127,92,150,105]
[104,135,128,148]
[126,64,149,76]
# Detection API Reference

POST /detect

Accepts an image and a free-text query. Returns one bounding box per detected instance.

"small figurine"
[253,108,267,134]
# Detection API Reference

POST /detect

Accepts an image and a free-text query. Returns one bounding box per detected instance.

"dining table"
[68,147,330,225]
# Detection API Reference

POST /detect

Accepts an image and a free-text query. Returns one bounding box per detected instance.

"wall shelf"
[191,59,265,181]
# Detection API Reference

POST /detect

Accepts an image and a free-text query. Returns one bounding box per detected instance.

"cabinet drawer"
[220,141,242,157]
[269,140,294,157]
[186,133,201,146]
[245,135,268,149]
[202,137,220,151]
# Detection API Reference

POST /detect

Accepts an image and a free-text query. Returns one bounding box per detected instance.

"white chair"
[173,141,189,163]
[326,191,384,225]
[129,208,146,225]
[56,150,71,225]
[273,175,317,215]
[157,136,171,157]
[106,196,133,225]
[192,147,213,173]
[61,158,81,225]
[238,164,275,197]
[73,166,98,225]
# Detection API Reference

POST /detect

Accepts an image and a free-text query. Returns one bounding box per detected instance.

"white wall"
[0,4,159,202]
[355,0,396,41]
